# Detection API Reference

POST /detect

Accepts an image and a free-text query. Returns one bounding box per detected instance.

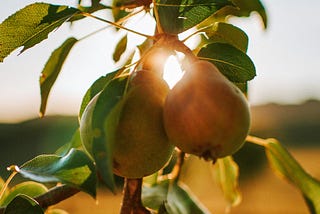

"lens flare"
[163,56,184,89]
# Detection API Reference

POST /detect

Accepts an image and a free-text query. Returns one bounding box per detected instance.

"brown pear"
[163,60,250,161]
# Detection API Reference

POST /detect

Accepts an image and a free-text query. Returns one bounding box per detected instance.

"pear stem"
[120,178,150,214]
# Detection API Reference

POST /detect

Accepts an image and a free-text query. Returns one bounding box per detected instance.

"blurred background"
[0,0,320,213]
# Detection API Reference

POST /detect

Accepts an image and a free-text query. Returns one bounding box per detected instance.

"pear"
[81,70,174,178]
[163,60,250,161]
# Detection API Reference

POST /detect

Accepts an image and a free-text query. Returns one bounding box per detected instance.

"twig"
[120,178,150,214]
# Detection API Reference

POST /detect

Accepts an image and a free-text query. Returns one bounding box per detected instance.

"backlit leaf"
[156,0,233,34]
[0,182,48,207]
[0,3,79,62]
[197,43,255,83]
[55,129,83,156]
[39,37,78,117]
[263,139,320,213]
[113,35,128,62]
[4,195,43,214]
[212,156,241,209]
[201,22,248,52]
[19,149,97,198]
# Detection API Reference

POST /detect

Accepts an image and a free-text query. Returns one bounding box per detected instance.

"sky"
[0,0,320,123]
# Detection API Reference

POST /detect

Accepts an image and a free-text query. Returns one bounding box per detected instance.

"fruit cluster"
[80,37,250,179]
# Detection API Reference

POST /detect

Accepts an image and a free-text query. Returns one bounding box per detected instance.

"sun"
[163,55,184,89]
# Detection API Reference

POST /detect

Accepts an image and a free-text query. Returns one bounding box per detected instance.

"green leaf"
[201,22,248,52]
[263,139,320,213]
[55,129,83,156]
[212,156,241,208]
[79,70,118,120]
[4,195,44,214]
[215,0,267,28]
[19,149,97,198]
[45,208,69,214]
[0,182,48,207]
[166,182,210,214]
[156,0,233,34]
[39,37,78,117]
[83,74,129,192]
[142,180,210,213]
[197,43,255,83]
[0,3,79,62]
[113,35,128,62]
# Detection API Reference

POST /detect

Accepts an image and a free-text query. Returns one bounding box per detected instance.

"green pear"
[80,70,174,178]
[163,60,250,161]
[112,70,174,178]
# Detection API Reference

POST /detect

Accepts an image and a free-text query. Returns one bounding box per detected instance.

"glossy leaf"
[142,180,210,213]
[201,22,248,52]
[19,149,97,198]
[88,74,129,191]
[4,195,43,214]
[197,43,255,83]
[0,182,48,207]
[0,3,79,62]
[39,37,78,117]
[156,0,233,34]
[113,35,128,62]
[263,139,320,213]
[212,156,241,208]
[79,70,118,119]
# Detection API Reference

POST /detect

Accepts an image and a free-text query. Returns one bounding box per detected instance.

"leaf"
[0,3,80,62]
[85,74,129,191]
[142,180,210,213]
[79,70,119,119]
[201,22,248,52]
[263,139,320,213]
[113,35,128,62]
[55,129,83,156]
[197,43,255,83]
[215,0,267,28]
[156,0,233,34]
[4,195,44,214]
[0,182,48,207]
[45,208,69,214]
[39,37,78,117]
[19,149,97,198]
[212,156,241,208]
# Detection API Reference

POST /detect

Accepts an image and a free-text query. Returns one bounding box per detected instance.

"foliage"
[0,0,319,213]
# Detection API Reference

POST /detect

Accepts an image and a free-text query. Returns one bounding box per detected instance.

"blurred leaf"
[19,149,97,198]
[197,43,255,83]
[0,177,9,205]
[263,138,320,213]
[142,180,210,213]
[4,195,43,214]
[113,35,128,62]
[201,22,248,52]
[142,180,169,210]
[212,156,241,208]
[55,129,83,156]
[86,74,129,191]
[216,0,267,28]
[156,0,233,34]
[0,182,48,207]
[79,70,118,119]
[166,182,210,214]
[0,3,79,62]
[39,37,78,117]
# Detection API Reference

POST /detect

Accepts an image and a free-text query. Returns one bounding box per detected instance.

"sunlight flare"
[163,55,184,89]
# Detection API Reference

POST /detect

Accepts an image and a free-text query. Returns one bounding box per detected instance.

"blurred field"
[54,148,319,214]
[0,100,320,213]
